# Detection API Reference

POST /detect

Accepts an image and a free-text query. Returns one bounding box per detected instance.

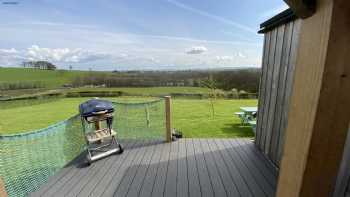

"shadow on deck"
[30,138,277,197]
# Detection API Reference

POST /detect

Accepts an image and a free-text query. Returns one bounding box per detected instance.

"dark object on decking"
[30,138,277,197]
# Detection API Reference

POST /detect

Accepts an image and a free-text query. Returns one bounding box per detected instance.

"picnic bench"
[235,107,257,133]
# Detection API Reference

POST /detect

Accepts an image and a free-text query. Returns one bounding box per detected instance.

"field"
[0,97,257,138]
[0,67,258,138]
[0,67,88,88]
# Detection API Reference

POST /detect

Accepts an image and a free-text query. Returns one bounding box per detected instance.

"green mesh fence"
[0,98,166,197]
[113,99,165,139]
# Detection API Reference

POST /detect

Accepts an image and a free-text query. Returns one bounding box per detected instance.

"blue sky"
[0,0,288,70]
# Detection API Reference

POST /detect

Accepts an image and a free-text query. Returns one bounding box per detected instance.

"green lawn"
[0,67,88,88]
[0,97,257,138]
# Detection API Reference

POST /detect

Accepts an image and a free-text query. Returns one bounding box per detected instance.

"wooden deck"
[30,138,277,197]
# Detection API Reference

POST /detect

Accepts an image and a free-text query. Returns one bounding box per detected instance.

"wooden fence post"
[0,177,8,197]
[165,96,172,142]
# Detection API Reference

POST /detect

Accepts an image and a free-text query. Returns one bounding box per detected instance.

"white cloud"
[216,56,234,61]
[0,48,26,66]
[0,45,110,66]
[186,46,208,54]
[26,45,109,63]
[216,52,246,61]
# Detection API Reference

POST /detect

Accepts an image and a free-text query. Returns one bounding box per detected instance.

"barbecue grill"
[79,99,123,164]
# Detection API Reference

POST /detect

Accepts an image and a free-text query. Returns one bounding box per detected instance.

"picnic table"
[240,107,258,113]
[235,107,258,128]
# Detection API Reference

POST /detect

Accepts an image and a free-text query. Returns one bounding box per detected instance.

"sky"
[0,0,288,70]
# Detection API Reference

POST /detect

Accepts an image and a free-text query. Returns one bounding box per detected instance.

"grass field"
[0,67,212,98]
[0,97,257,138]
[0,67,88,88]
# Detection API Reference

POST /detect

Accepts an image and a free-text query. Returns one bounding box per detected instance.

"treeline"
[72,68,260,93]
[21,61,57,70]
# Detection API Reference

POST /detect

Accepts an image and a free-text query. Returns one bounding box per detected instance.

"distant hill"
[0,67,96,88]
[0,67,260,93]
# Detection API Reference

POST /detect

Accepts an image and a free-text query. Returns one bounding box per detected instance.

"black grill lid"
[79,99,114,117]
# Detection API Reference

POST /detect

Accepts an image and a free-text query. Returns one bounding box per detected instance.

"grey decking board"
[113,140,154,197]
[212,139,253,197]
[29,165,75,196]
[236,139,277,186]
[92,140,146,197]
[241,139,278,177]
[198,139,228,197]
[31,139,278,197]
[65,158,107,197]
[125,140,158,197]
[60,160,99,197]
[192,139,215,197]
[40,163,82,196]
[86,140,139,197]
[203,139,239,197]
[32,146,93,196]
[110,140,152,197]
[228,139,275,196]
[32,141,131,197]
[71,141,135,196]
[164,140,179,197]
[77,140,136,197]
[138,142,165,197]
[151,140,171,197]
[63,143,126,197]
[185,138,201,197]
[176,139,189,197]
[219,139,267,197]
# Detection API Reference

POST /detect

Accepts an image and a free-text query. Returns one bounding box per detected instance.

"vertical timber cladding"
[255,9,302,167]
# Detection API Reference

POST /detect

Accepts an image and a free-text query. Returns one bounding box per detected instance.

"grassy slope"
[0,68,210,96]
[0,98,87,133]
[0,67,87,88]
[0,98,257,138]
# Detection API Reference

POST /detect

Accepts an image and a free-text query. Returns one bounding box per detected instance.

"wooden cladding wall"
[255,19,301,167]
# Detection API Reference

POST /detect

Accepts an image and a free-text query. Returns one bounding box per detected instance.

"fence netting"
[0,98,165,197]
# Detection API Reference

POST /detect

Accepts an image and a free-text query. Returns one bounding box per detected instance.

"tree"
[21,61,57,70]
[201,74,218,118]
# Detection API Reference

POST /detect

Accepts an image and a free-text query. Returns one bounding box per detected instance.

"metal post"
[165,96,172,142]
